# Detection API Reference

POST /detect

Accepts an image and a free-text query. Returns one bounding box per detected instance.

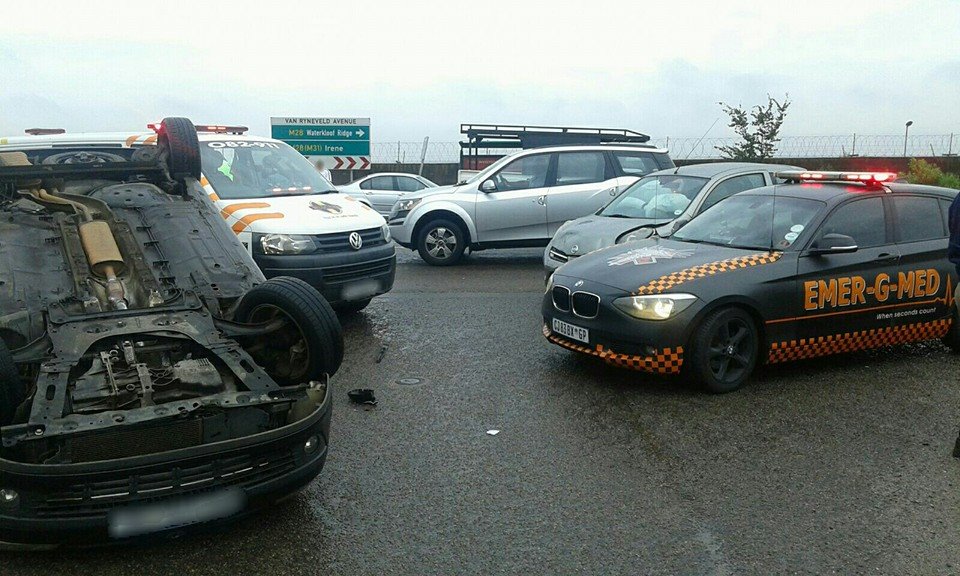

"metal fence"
[371,134,959,163]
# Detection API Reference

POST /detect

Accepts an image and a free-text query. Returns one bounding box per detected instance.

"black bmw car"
[543,171,960,392]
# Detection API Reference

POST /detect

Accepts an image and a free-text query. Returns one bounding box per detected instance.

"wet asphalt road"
[7,247,960,575]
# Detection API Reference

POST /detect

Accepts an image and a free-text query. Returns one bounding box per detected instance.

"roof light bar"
[195,125,249,134]
[777,171,898,185]
[146,123,248,134]
[24,128,66,136]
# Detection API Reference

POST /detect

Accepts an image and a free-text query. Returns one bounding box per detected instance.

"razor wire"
[370,134,959,164]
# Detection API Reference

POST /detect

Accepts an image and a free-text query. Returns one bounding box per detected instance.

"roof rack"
[459,123,652,169]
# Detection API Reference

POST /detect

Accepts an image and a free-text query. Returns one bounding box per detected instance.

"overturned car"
[0,118,342,548]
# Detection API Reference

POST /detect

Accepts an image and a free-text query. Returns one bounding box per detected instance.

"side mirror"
[810,233,858,256]
[480,179,497,192]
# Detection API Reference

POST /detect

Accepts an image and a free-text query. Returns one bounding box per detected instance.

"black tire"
[159,117,202,182]
[417,218,466,266]
[687,307,759,393]
[335,298,372,314]
[0,339,25,426]
[235,277,344,383]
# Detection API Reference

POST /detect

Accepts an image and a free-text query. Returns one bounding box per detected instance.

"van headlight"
[612,294,697,320]
[260,233,315,255]
[381,224,391,243]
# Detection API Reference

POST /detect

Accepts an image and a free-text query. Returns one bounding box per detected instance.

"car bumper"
[0,386,332,550]
[541,279,693,375]
[387,219,413,248]
[254,243,396,304]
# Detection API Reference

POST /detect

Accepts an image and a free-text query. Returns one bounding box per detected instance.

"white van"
[0,125,395,311]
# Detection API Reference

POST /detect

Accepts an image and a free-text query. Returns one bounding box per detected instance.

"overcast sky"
[1,0,958,142]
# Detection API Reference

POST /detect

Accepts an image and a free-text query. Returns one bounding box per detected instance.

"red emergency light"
[777,171,898,185]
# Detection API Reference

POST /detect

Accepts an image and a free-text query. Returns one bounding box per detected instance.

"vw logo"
[571,244,580,254]
[349,232,363,250]
[574,280,584,288]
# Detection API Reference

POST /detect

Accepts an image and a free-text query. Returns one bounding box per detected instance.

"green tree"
[716,94,791,160]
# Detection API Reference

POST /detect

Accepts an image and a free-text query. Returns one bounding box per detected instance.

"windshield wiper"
[602,213,636,219]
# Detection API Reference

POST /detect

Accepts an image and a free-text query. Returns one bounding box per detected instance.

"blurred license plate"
[552,318,589,344]
[108,488,245,539]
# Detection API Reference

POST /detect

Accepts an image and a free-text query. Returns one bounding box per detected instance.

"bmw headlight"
[612,293,697,320]
[260,233,315,255]
[394,198,421,212]
[381,223,392,243]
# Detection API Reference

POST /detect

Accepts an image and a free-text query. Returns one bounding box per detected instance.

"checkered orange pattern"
[543,324,684,374]
[635,252,783,295]
[767,319,951,363]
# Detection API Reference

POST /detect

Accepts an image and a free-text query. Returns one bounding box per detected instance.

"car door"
[890,195,954,326]
[793,196,899,343]
[360,175,402,215]
[474,152,551,243]
[545,151,617,235]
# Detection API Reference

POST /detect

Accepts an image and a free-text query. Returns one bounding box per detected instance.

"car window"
[817,197,887,248]
[396,176,425,192]
[554,152,606,186]
[366,176,397,190]
[940,198,952,233]
[700,173,767,212]
[359,178,373,190]
[198,140,336,200]
[492,154,550,191]
[612,152,659,177]
[893,196,946,242]
[600,175,708,219]
[673,194,824,250]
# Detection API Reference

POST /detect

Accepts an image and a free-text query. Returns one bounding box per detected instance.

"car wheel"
[688,307,758,393]
[158,117,202,183]
[235,277,344,383]
[0,338,25,426]
[335,298,372,314]
[417,219,466,266]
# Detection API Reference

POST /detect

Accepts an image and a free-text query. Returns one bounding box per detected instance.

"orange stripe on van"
[200,176,209,187]
[231,213,284,234]
[220,202,271,218]
[144,135,158,145]
[124,135,140,147]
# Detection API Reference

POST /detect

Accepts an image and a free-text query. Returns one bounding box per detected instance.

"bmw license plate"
[552,318,589,344]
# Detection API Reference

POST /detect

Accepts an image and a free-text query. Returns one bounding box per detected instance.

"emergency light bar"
[195,125,249,134]
[776,171,898,185]
[147,123,248,134]
[24,128,66,136]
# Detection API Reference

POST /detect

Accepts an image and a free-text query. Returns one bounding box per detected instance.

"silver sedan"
[544,162,803,274]
[339,172,438,216]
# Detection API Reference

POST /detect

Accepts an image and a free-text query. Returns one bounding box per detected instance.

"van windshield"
[199,140,336,200]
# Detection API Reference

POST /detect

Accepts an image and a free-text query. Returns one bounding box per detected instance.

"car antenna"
[676,117,721,173]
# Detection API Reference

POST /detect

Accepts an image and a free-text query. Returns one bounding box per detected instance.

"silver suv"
[387,144,674,265]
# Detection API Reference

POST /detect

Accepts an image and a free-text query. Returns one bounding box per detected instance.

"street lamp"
[904,120,913,157]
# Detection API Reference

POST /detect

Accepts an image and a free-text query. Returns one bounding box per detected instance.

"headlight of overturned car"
[613,293,697,320]
[260,233,315,255]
